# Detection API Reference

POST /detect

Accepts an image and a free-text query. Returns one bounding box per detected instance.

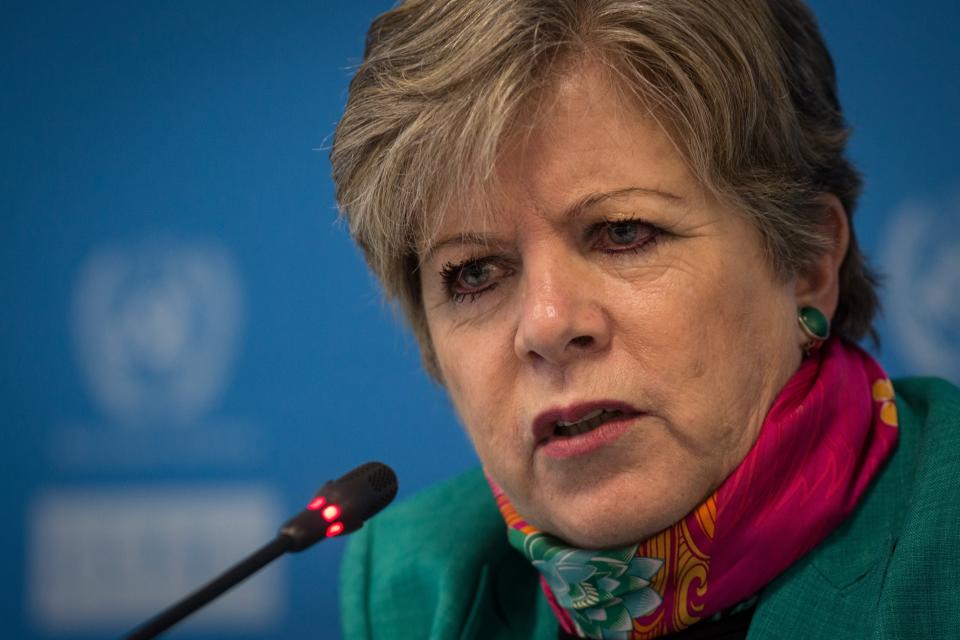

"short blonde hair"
[331,0,879,378]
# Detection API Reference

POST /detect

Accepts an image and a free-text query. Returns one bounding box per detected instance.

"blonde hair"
[331,0,879,378]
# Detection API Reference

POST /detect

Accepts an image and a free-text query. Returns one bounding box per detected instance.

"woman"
[331,1,960,638]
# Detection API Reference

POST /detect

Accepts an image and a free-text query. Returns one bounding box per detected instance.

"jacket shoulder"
[875,376,960,637]
[750,376,960,638]
[892,376,960,432]
[340,468,555,640]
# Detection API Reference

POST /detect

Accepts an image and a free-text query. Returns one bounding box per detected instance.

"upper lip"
[532,400,641,444]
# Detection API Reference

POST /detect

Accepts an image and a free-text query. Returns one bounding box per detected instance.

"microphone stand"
[124,535,293,640]
[121,461,398,640]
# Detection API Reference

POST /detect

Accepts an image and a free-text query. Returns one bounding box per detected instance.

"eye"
[608,221,640,245]
[593,218,660,253]
[440,258,512,303]
[461,262,490,287]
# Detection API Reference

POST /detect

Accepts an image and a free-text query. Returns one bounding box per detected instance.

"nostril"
[570,335,594,348]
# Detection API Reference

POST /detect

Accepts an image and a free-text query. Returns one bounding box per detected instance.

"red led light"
[306,496,326,511]
[321,504,341,522]
[326,522,345,537]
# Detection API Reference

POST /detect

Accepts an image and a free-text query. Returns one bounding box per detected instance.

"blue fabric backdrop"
[2,1,958,638]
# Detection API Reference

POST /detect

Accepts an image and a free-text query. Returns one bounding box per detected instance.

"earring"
[798,306,830,352]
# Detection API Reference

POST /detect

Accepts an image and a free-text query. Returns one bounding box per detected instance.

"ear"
[793,193,850,321]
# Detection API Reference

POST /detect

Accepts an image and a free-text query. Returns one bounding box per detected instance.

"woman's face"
[420,64,803,548]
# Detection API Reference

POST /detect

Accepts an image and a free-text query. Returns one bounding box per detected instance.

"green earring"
[798,306,830,350]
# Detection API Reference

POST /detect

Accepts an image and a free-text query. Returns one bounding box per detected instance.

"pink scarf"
[490,339,899,639]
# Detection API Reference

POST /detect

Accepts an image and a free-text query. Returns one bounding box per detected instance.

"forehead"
[418,62,698,251]
[499,65,683,199]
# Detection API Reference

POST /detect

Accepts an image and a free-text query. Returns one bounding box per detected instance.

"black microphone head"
[279,461,398,551]
[324,461,399,527]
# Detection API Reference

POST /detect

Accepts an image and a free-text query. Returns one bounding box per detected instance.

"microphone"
[123,462,398,640]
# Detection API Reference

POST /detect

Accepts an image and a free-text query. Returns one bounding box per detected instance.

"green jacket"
[341,378,960,639]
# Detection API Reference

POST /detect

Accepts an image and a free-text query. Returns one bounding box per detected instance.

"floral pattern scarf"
[490,339,899,639]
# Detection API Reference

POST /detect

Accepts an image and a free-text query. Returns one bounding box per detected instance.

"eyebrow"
[422,185,683,262]
[571,186,683,215]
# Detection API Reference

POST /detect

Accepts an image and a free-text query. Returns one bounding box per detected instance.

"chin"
[542,512,656,550]
[531,493,675,550]
[527,469,710,550]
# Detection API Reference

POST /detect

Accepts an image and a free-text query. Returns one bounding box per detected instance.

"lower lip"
[538,415,638,459]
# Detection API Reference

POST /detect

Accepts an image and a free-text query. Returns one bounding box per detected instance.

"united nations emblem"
[71,239,244,427]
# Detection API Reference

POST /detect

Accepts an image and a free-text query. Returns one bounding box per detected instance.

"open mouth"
[554,408,625,437]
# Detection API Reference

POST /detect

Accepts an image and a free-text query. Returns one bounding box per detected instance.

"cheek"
[612,253,793,438]
[677,264,796,441]
[609,270,719,381]
[678,253,792,357]
[432,319,518,453]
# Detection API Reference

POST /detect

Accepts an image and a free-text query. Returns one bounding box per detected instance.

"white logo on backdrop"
[72,239,244,427]
[881,197,960,383]
[28,487,281,633]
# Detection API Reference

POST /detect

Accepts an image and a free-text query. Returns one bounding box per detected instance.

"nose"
[514,254,611,367]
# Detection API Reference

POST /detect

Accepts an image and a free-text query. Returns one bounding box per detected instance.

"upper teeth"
[556,409,605,427]
[554,409,623,437]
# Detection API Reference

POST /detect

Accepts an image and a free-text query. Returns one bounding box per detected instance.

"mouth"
[533,401,641,445]
[554,408,625,437]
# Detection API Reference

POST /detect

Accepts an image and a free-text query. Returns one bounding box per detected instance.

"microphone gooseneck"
[123,462,398,640]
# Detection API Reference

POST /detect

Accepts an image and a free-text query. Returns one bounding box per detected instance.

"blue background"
[2,2,958,638]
